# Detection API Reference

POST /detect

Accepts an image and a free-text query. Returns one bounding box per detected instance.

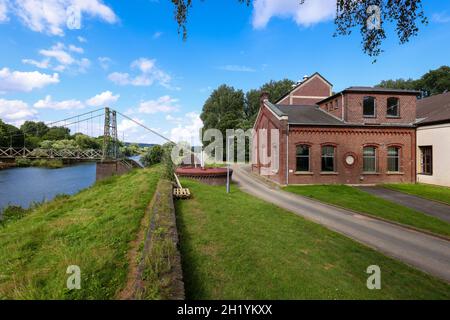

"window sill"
[363,116,377,118]
[362,172,380,175]
[386,116,401,119]
[320,172,339,175]
[294,171,314,175]
[418,173,433,176]
[387,171,404,175]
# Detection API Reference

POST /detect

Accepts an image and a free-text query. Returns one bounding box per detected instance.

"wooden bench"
[173,173,192,199]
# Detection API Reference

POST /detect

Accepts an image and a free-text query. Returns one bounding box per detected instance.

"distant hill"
[124,142,157,148]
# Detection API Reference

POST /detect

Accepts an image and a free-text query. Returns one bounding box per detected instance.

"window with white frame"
[363,146,377,172]
[387,146,400,172]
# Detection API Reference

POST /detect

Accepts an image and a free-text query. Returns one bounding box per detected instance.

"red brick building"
[252,73,419,185]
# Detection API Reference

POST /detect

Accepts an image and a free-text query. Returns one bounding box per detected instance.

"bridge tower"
[102,107,120,160]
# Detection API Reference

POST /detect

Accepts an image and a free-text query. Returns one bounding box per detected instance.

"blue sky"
[0,0,449,144]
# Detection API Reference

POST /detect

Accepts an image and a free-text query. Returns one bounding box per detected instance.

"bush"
[15,158,63,169]
[161,143,175,180]
[0,205,30,225]
[15,158,31,167]
[33,159,63,168]
[141,145,164,167]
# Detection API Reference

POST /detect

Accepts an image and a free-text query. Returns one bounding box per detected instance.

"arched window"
[387,97,400,117]
[363,96,376,117]
[296,145,310,172]
[321,145,336,172]
[387,147,400,172]
[363,146,377,172]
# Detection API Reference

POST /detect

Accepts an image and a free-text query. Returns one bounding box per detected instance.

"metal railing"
[0,147,103,160]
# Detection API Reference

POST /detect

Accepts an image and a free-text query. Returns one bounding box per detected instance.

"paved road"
[233,166,450,283]
[357,186,450,223]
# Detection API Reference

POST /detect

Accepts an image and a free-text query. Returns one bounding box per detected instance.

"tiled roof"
[319,87,421,104]
[276,105,345,125]
[264,100,287,118]
[416,92,450,125]
[346,86,421,94]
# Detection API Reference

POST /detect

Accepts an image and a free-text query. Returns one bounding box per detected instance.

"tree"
[201,84,246,133]
[200,85,246,161]
[43,127,71,141]
[74,134,101,150]
[141,145,164,167]
[245,79,295,122]
[170,0,427,59]
[376,65,450,97]
[334,0,427,59]
[417,66,450,97]
[376,78,417,91]
[0,120,24,147]
[20,121,49,138]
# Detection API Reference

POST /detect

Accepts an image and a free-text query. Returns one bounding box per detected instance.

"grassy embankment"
[284,185,450,238]
[15,158,64,169]
[0,166,161,299]
[176,179,450,299]
[384,183,450,205]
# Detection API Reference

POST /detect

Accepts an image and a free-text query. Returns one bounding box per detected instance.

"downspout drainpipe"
[286,123,289,185]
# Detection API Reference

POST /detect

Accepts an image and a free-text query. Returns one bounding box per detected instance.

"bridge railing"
[0,147,103,160]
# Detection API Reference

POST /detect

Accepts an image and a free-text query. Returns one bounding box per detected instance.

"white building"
[416,92,450,187]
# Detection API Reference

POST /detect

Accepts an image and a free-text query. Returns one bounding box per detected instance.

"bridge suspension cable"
[115,110,175,144]
[46,108,105,127]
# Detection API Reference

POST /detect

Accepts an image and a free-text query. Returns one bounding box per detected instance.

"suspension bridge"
[0,107,173,161]
[0,107,174,179]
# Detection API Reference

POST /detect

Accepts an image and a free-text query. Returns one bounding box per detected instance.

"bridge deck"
[0,147,103,160]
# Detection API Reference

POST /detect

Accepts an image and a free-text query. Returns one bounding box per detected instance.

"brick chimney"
[260,91,270,105]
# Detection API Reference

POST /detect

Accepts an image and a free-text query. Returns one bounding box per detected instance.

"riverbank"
[0,166,161,299]
[15,158,64,169]
[0,162,16,170]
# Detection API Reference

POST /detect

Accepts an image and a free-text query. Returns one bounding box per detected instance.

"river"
[0,156,143,213]
[0,162,97,212]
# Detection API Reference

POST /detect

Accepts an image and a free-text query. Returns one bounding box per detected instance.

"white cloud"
[218,65,256,72]
[153,31,163,39]
[138,95,179,114]
[5,0,117,36]
[0,0,8,22]
[432,12,450,24]
[166,114,183,123]
[170,112,203,145]
[40,42,74,65]
[98,56,112,70]
[77,36,87,43]
[24,42,90,73]
[69,44,84,53]
[0,99,37,124]
[0,67,59,93]
[34,95,84,110]
[86,90,119,107]
[252,0,335,29]
[22,58,51,69]
[118,117,145,132]
[108,58,173,89]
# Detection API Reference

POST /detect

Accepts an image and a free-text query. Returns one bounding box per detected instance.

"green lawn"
[384,183,450,205]
[284,185,450,238]
[176,179,450,299]
[0,167,160,299]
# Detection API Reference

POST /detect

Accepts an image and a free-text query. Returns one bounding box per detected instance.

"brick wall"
[278,75,332,105]
[344,93,417,124]
[286,126,416,185]
[252,104,287,185]
[319,95,344,120]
